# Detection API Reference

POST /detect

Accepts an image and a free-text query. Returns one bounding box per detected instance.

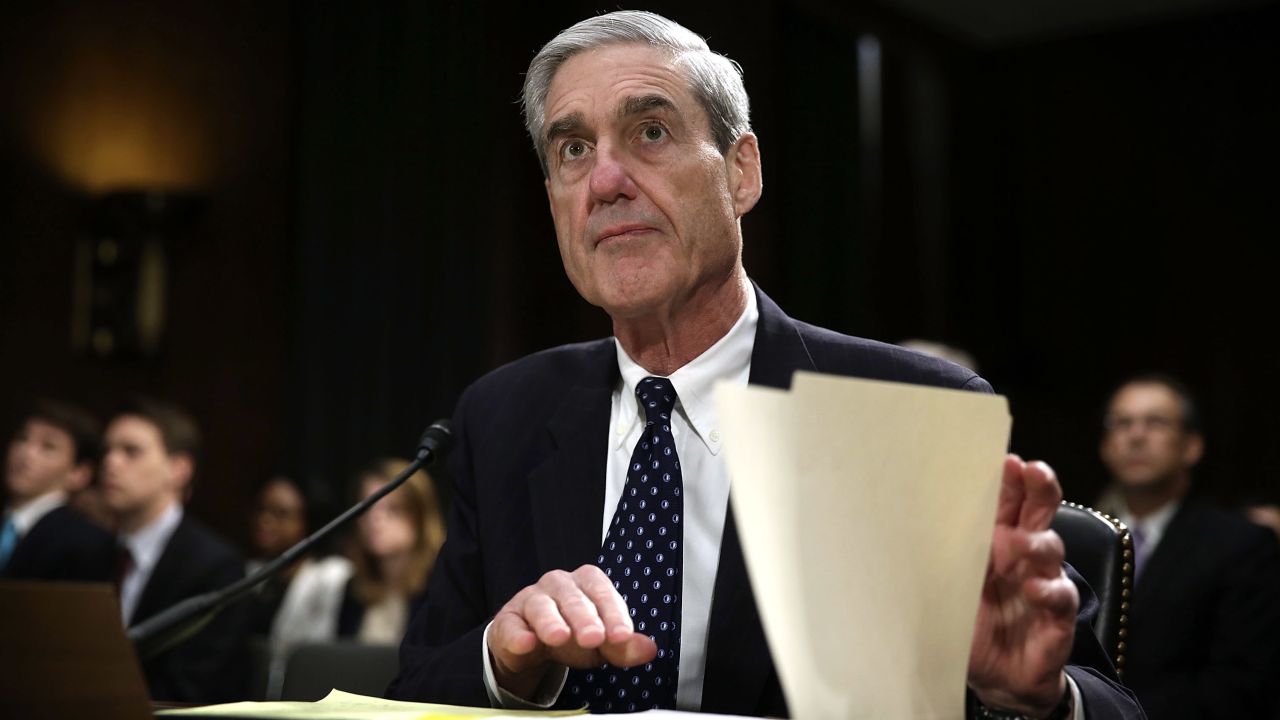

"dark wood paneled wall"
[2,1,1276,551]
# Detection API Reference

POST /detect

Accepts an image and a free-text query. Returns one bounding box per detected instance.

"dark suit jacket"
[1,504,114,582]
[130,513,250,704]
[1124,501,1280,719]
[389,287,1144,718]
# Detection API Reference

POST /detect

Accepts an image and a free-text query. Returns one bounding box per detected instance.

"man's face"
[541,43,761,319]
[5,419,86,503]
[1099,382,1202,491]
[100,415,187,520]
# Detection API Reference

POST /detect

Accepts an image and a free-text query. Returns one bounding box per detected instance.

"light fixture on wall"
[71,190,203,359]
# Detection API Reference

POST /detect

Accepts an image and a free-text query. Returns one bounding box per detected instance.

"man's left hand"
[967,455,1078,716]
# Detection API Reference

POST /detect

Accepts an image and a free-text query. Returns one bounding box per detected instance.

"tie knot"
[636,376,678,423]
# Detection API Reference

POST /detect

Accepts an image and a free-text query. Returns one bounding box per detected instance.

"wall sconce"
[72,190,203,360]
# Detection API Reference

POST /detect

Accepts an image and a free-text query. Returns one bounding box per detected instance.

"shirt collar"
[7,491,68,536]
[120,502,184,573]
[1118,498,1181,550]
[614,278,759,455]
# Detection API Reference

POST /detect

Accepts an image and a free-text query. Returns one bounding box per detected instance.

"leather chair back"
[1050,501,1132,678]
[279,641,399,701]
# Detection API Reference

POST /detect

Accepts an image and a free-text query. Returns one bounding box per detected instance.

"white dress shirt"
[1116,499,1180,567]
[484,280,757,710]
[6,490,69,538]
[118,502,184,624]
[603,284,758,710]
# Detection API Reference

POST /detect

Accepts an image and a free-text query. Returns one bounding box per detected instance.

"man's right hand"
[488,565,658,701]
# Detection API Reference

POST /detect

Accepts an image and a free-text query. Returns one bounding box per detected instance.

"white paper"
[715,371,1011,719]
[155,688,585,719]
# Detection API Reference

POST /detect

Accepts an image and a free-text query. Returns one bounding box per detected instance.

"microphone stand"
[127,420,456,660]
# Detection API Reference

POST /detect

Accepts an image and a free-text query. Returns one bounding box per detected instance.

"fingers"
[600,632,659,668]
[576,566,635,643]
[1018,461,1062,530]
[996,454,1063,531]
[488,564,654,675]
[490,597,542,660]
[995,454,1027,526]
[1021,573,1080,620]
[990,527,1066,579]
[525,587,580,646]
[540,568,607,648]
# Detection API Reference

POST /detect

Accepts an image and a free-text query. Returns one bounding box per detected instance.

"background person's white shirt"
[118,502,183,624]
[6,490,68,537]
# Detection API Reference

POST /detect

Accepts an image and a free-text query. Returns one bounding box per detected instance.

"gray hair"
[521,10,752,176]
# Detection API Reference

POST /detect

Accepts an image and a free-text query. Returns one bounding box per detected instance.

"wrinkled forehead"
[544,42,696,120]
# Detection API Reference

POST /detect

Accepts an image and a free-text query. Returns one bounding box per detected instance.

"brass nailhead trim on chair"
[1058,501,1130,678]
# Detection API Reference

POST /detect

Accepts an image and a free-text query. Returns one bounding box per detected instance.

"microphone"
[127,420,456,660]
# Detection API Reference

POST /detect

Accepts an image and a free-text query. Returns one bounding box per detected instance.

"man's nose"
[588,142,638,204]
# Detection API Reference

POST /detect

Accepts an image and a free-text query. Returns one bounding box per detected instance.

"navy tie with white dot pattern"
[568,376,684,712]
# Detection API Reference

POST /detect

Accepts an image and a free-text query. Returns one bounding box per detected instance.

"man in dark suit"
[390,11,1144,719]
[100,398,248,703]
[2,400,113,582]
[1098,375,1280,718]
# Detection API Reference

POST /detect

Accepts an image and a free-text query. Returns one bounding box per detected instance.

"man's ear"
[726,132,763,218]
[169,453,195,496]
[1183,433,1205,467]
[67,461,94,493]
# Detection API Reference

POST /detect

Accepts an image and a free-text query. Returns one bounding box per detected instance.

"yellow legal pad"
[156,689,586,720]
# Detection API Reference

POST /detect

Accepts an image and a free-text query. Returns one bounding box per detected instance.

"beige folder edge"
[714,371,1011,719]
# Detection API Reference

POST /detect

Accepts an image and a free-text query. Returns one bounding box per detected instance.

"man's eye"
[561,140,589,161]
[641,124,667,142]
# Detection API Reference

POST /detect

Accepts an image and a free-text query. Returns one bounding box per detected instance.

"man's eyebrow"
[544,112,586,145]
[618,94,677,120]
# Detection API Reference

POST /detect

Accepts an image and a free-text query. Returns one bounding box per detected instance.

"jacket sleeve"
[148,547,250,703]
[1062,564,1147,720]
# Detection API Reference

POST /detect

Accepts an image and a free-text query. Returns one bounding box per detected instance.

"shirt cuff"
[1067,674,1084,720]
[480,621,569,709]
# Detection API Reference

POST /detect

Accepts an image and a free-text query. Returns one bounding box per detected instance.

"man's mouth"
[594,224,656,247]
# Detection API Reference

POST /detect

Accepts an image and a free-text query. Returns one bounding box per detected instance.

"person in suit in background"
[338,458,444,645]
[1,399,113,581]
[1096,374,1280,718]
[389,11,1144,719]
[100,397,249,703]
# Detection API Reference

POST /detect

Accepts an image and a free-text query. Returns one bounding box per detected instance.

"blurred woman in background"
[338,458,445,645]
[246,476,352,697]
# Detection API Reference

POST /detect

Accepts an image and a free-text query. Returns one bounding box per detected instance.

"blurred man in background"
[101,397,248,703]
[1097,374,1280,719]
[1,399,113,581]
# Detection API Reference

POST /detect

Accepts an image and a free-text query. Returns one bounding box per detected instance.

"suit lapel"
[1132,503,1197,614]
[702,286,813,714]
[527,342,618,572]
[748,286,818,391]
[133,516,190,624]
